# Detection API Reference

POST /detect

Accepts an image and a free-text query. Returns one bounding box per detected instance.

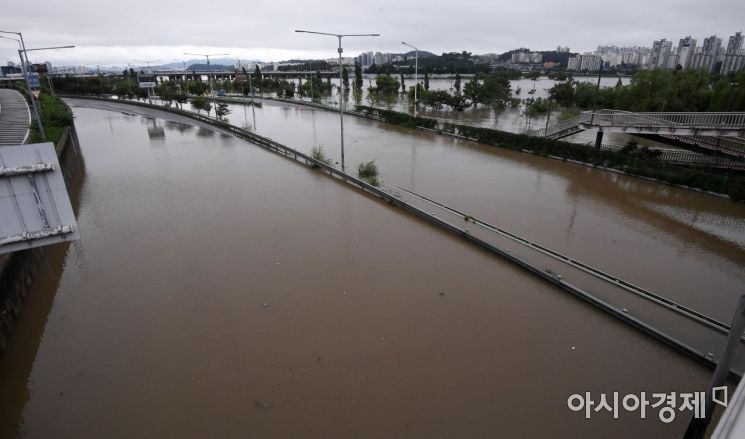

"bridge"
[151,70,340,81]
[533,109,745,160]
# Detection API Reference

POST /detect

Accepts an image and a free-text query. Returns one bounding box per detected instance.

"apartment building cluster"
[510,51,543,64]
[355,51,405,68]
[567,32,745,73]
[646,32,744,73]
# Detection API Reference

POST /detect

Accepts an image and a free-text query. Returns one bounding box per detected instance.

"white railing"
[531,115,583,138]
[583,109,745,130]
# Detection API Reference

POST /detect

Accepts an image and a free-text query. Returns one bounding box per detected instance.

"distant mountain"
[401,50,435,58]
[184,63,235,72]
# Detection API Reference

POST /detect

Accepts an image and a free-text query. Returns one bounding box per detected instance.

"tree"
[190,96,211,116]
[400,72,406,93]
[354,62,363,91]
[342,66,350,90]
[448,91,470,111]
[369,74,400,95]
[424,71,430,90]
[215,102,231,121]
[454,73,461,92]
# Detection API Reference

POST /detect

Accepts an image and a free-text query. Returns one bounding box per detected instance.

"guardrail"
[62,96,745,377]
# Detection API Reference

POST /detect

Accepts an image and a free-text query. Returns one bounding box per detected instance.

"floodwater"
[0,99,714,438]
[218,98,745,325]
[267,75,637,146]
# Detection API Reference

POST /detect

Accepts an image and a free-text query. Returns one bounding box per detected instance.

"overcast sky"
[1,0,743,67]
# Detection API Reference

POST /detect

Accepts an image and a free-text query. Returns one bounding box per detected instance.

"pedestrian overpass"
[532,109,745,159]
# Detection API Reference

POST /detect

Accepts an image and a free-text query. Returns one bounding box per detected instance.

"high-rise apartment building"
[721,32,744,74]
[676,36,697,69]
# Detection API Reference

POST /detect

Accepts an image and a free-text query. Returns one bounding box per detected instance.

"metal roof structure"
[0,89,30,146]
[0,142,79,254]
[712,377,745,438]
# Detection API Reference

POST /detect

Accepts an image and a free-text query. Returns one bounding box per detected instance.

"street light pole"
[0,31,45,141]
[295,30,379,172]
[184,52,229,118]
[401,41,419,118]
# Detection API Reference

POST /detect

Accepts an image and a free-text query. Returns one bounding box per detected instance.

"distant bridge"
[151,70,340,81]
[533,109,745,160]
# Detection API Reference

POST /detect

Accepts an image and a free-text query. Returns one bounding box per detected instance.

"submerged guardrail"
[63,96,745,378]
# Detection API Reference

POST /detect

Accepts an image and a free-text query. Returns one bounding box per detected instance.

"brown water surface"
[0,101,715,438]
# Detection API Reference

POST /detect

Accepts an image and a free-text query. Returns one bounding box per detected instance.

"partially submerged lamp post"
[401,41,419,118]
[295,29,380,171]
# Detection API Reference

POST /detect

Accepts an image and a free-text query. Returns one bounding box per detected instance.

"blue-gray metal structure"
[0,142,79,254]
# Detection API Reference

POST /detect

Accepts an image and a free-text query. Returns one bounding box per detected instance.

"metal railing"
[583,109,745,130]
[663,134,745,159]
[529,115,584,138]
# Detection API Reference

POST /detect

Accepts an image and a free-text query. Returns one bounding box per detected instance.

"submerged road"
[0,99,715,438]
[211,97,745,323]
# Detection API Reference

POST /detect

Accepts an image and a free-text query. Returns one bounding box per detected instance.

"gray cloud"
[1,0,743,66]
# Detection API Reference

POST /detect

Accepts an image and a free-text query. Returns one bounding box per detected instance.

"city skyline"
[1,0,743,66]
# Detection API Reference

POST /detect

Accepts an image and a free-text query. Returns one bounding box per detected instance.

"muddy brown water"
[0,100,726,438]
[218,99,745,324]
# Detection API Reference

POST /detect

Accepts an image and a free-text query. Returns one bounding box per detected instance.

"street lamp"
[401,41,419,118]
[184,52,228,118]
[295,29,380,171]
[1,30,74,142]
[23,45,76,98]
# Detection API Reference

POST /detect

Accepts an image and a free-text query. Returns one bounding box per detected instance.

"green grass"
[30,93,73,145]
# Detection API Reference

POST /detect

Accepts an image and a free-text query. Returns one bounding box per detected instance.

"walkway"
[0,89,31,146]
[534,109,745,159]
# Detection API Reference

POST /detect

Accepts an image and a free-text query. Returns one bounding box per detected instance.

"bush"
[358,160,379,186]
[310,145,332,167]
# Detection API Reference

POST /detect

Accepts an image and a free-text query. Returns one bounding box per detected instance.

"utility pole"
[1,30,74,142]
[402,42,419,118]
[295,30,380,171]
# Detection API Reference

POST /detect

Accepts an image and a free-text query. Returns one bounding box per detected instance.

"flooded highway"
[216,98,745,325]
[0,100,715,438]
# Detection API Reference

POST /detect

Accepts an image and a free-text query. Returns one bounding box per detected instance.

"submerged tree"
[342,66,350,91]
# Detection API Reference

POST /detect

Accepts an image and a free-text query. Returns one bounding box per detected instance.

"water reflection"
[146,118,166,140]
[165,120,193,133]
[196,127,215,138]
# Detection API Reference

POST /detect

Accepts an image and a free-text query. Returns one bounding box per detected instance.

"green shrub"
[358,160,379,186]
[310,145,332,167]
